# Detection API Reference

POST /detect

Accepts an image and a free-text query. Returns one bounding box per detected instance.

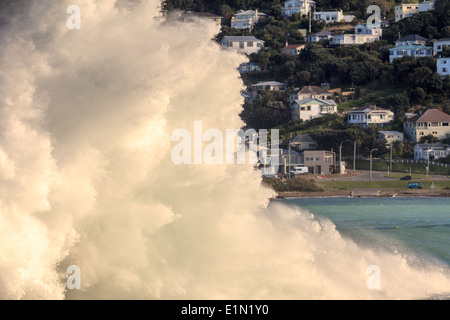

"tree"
[419,134,439,144]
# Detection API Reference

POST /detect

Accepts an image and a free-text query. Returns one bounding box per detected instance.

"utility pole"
[353,141,357,172]
[370,148,378,181]
[339,139,350,176]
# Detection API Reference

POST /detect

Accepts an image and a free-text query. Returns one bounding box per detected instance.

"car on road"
[290,166,309,175]
[407,182,423,189]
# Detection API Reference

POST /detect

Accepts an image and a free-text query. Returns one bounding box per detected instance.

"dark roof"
[397,34,427,42]
[291,134,315,143]
[406,109,450,123]
[297,85,330,94]
[437,38,450,42]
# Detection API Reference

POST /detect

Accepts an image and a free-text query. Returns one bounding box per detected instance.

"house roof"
[350,105,391,113]
[389,45,433,51]
[379,131,403,135]
[436,38,450,42]
[397,34,427,42]
[252,81,286,87]
[406,109,450,123]
[234,10,266,17]
[223,36,264,42]
[416,143,449,150]
[291,134,316,143]
[294,98,336,106]
[295,85,330,94]
[283,44,305,49]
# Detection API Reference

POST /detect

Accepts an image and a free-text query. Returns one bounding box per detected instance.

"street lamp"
[339,139,350,176]
[370,148,378,181]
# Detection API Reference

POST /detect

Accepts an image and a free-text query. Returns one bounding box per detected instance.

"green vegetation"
[262,177,324,192]
[354,160,450,175]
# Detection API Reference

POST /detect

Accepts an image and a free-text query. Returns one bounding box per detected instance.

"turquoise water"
[276,197,450,267]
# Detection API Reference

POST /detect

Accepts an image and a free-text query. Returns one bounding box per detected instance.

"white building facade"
[231,10,266,30]
[414,143,449,161]
[347,105,394,128]
[395,4,419,22]
[292,98,337,121]
[434,38,450,55]
[437,58,450,78]
[221,36,264,55]
[282,0,316,17]
[314,10,344,23]
[388,45,433,63]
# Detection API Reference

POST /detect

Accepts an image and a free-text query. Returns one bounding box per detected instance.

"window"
[420,132,424,136]
[239,42,245,49]
[300,107,306,111]
[443,123,449,126]
[307,106,311,111]
[443,68,448,72]
[247,41,253,47]
[228,41,233,47]
[437,45,442,50]
[257,43,262,48]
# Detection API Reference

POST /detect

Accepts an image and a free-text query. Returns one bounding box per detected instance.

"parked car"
[407,182,423,189]
[290,166,309,175]
[400,175,412,180]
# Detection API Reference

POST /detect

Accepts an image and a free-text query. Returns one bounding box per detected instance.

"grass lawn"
[337,88,406,111]
[317,180,450,190]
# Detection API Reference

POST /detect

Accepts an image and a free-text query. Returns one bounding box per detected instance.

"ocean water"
[278,197,450,268]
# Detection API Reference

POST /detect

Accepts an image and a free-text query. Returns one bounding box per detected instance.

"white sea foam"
[0,0,449,300]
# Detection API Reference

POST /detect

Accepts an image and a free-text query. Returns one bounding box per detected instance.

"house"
[395,34,427,47]
[395,4,419,22]
[251,81,287,97]
[290,85,333,104]
[291,98,337,121]
[347,105,394,128]
[314,10,344,23]
[433,38,450,56]
[414,143,450,161]
[281,42,305,56]
[289,134,318,151]
[437,58,450,78]
[388,45,433,63]
[231,10,266,30]
[354,24,382,39]
[282,0,316,17]
[306,30,333,42]
[419,0,435,12]
[403,109,450,142]
[344,15,356,23]
[221,36,264,55]
[302,150,336,174]
[330,33,380,46]
[238,62,261,73]
[379,131,404,145]
[279,149,303,174]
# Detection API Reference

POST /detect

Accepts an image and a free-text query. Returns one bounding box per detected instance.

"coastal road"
[321,170,449,182]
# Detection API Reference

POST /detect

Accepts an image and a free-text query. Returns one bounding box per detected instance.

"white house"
[281,42,305,56]
[238,62,261,73]
[395,34,427,47]
[379,131,404,144]
[404,109,450,142]
[388,45,433,63]
[330,34,380,46]
[419,0,435,12]
[231,10,266,30]
[221,36,264,55]
[414,143,450,161]
[314,10,344,23]
[282,0,316,17]
[290,85,333,105]
[289,134,318,151]
[251,81,287,97]
[292,98,337,121]
[347,105,394,128]
[306,30,333,42]
[433,38,450,55]
[355,24,382,38]
[437,58,450,78]
[395,4,419,22]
